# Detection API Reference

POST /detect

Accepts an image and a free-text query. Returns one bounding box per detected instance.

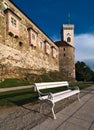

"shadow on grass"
[0,88,38,106]
[6,96,38,106]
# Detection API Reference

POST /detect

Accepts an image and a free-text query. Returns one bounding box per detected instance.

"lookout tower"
[55,16,75,81]
[61,14,74,47]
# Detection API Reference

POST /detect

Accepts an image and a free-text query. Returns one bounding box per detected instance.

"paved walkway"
[0,85,32,92]
[0,86,94,130]
[32,86,94,130]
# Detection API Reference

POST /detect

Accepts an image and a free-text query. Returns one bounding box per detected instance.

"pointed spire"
[68,13,70,24]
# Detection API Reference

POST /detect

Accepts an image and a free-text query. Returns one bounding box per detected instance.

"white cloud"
[52,35,60,42]
[52,33,94,69]
[75,33,94,61]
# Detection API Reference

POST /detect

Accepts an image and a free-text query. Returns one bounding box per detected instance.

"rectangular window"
[28,28,37,47]
[32,34,35,40]
[38,41,43,48]
[4,9,21,37]
[45,42,51,54]
[52,47,57,58]
[11,17,16,27]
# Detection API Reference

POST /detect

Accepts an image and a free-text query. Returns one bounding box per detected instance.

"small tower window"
[64,53,66,57]
[64,48,66,51]
[67,37,71,42]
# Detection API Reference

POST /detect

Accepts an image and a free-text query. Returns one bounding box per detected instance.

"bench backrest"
[34,81,69,91]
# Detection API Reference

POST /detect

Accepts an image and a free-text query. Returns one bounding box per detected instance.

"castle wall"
[0,0,59,78]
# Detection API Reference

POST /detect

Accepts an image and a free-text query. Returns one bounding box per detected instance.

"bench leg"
[39,103,42,113]
[39,101,56,119]
[39,101,45,113]
[51,103,56,119]
[40,101,47,113]
[77,93,80,102]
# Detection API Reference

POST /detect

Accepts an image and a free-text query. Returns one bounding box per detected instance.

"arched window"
[67,37,71,42]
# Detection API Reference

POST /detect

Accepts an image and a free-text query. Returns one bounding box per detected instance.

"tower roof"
[63,24,74,28]
[55,40,74,48]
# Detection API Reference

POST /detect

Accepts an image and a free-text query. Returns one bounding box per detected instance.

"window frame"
[67,37,71,43]
[45,41,51,55]
[52,47,57,58]
[27,27,37,47]
[11,17,17,28]
[4,8,21,37]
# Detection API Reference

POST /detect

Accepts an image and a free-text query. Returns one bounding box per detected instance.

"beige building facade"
[0,0,75,80]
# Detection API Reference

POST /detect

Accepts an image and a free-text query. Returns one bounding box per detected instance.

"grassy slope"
[0,78,30,88]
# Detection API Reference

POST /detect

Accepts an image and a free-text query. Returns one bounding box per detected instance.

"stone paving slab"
[0,97,76,130]
[32,86,94,130]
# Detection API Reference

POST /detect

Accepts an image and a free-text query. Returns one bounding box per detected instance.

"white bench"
[34,81,80,119]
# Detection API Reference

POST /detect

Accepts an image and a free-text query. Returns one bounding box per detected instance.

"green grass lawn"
[69,82,94,90]
[0,78,31,88]
[0,82,94,107]
[0,88,38,106]
[0,75,53,88]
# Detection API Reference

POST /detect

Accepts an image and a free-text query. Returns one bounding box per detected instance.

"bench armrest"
[69,86,80,90]
[38,90,53,97]
[39,91,53,100]
[48,92,53,99]
[75,86,80,90]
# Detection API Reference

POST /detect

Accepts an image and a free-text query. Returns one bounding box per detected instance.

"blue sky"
[11,0,94,70]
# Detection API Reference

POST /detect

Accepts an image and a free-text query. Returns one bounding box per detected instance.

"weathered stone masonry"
[0,0,59,78]
[0,0,75,80]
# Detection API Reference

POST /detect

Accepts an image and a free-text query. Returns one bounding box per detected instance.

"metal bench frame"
[34,81,80,119]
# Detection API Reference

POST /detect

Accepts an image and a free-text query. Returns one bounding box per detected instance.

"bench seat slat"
[39,89,80,103]
[53,90,80,102]
[35,81,69,90]
[52,89,71,97]
[38,89,71,100]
